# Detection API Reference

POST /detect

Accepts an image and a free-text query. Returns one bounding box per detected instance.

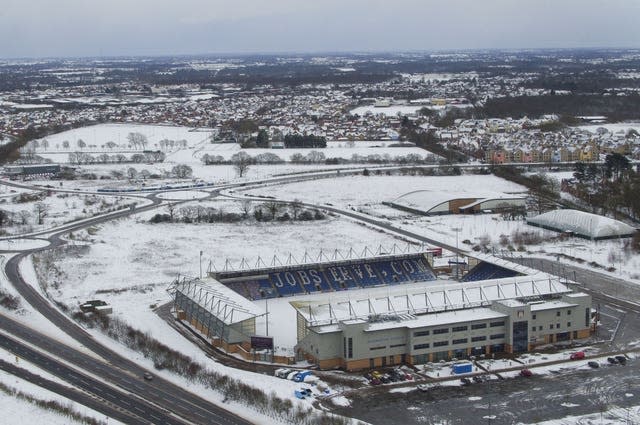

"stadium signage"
[251,335,274,350]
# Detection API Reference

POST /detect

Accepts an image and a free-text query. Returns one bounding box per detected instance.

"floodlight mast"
[452,227,461,280]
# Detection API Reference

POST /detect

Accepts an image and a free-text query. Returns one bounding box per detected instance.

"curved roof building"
[527,209,637,240]
[385,190,526,215]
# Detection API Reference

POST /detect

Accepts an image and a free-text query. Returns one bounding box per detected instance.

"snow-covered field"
[37,123,211,151]
[0,188,143,236]
[243,174,527,209]
[577,123,640,134]
[31,123,434,167]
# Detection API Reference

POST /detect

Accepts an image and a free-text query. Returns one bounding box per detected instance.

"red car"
[570,351,585,360]
[520,369,533,377]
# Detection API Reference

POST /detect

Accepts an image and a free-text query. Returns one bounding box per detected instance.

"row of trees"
[202,150,435,178]
[68,151,166,165]
[150,200,325,224]
[283,134,327,148]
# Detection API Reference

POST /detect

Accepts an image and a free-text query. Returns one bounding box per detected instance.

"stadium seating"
[245,279,278,300]
[462,262,520,282]
[374,260,408,285]
[218,254,438,299]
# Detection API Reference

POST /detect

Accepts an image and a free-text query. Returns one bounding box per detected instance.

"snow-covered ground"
[37,123,211,151]
[0,188,143,236]
[577,123,640,134]
[243,174,527,209]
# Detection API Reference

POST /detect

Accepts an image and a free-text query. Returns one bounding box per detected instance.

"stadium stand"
[213,253,438,300]
[461,262,520,282]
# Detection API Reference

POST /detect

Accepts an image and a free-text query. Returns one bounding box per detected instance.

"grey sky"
[3,0,639,58]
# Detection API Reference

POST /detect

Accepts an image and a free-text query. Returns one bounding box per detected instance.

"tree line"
[149,200,326,224]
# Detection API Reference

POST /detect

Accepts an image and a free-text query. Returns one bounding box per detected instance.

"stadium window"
[567,322,571,327]
[532,326,536,332]
[452,338,467,345]
[471,323,487,330]
[433,328,449,335]
[490,321,505,327]
[538,326,543,331]
[471,336,486,342]
[490,334,505,340]
[567,310,572,315]
[413,330,430,337]
[413,343,430,350]
[348,338,353,359]
[390,343,406,348]
[532,314,537,320]
[433,341,448,347]
[556,311,561,317]
[549,324,553,330]
[556,323,560,329]
[370,346,386,351]
[452,325,468,332]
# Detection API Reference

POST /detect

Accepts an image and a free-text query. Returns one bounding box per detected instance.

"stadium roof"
[173,278,263,325]
[527,209,637,240]
[292,275,571,328]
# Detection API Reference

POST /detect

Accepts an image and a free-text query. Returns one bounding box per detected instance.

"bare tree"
[17,210,31,225]
[231,151,252,177]
[33,202,49,225]
[241,200,253,218]
[127,132,148,150]
[77,139,86,150]
[264,201,281,220]
[167,203,177,221]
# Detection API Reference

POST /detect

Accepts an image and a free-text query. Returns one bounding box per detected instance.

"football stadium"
[171,248,592,371]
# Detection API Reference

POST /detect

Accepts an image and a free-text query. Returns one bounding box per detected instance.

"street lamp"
[451,227,461,280]
[199,250,203,279]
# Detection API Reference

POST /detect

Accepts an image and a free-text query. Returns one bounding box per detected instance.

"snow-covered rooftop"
[527,209,637,240]
[389,189,524,214]
[292,275,570,327]
[173,278,264,325]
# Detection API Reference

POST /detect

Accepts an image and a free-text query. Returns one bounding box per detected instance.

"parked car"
[520,369,533,377]
[275,368,291,378]
[615,355,627,365]
[380,374,391,384]
[587,361,600,368]
[570,351,585,360]
[370,378,381,386]
[607,357,618,365]
[460,377,472,385]
[417,383,430,392]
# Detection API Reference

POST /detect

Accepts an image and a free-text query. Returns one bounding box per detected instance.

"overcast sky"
[3,0,639,58]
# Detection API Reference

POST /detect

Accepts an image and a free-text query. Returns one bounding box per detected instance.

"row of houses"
[485,143,600,164]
